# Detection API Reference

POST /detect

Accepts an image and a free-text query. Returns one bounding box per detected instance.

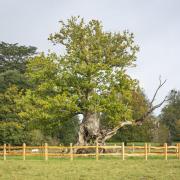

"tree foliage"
[0,85,21,121]
[0,121,25,145]
[49,16,139,126]
[18,54,79,138]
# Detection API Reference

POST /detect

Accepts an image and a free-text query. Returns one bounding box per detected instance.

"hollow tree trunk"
[77,112,100,145]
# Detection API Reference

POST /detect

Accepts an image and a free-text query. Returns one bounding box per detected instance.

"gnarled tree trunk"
[77,112,100,145]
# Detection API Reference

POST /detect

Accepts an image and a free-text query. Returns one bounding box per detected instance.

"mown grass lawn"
[0,158,179,180]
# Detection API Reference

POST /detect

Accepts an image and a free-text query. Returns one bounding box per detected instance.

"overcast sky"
[0,0,180,114]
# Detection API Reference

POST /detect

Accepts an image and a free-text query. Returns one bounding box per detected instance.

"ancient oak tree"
[23,17,166,145]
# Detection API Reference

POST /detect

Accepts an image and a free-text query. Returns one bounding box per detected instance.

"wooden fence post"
[45,143,48,161]
[176,143,178,158]
[96,142,99,160]
[70,143,73,160]
[132,143,134,153]
[145,143,148,160]
[8,144,11,153]
[178,143,180,160]
[164,143,167,160]
[122,142,125,160]
[3,144,6,160]
[148,143,151,153]
[23,143,26,160]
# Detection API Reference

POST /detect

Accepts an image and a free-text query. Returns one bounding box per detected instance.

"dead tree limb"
[149,77,166,108]
[135,77,168,125]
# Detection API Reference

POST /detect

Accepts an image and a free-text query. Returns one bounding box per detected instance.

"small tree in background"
[160,90,180,143]
[0,42,37,73]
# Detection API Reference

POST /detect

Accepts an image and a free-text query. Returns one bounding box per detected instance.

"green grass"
[0,158,180,180]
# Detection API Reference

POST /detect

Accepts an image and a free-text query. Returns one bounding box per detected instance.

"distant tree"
[0,42,37,73]
[0,42,37,93]
[0,70,29,93]
[174,119,180,141]
[160,90,180,143]
[153,122,169,144]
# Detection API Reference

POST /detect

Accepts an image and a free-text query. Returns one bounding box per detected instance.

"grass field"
[0,158,179,180]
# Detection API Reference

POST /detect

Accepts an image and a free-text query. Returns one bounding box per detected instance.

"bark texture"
[77,112,100,145]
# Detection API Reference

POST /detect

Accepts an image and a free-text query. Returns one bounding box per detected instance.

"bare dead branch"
[149,76,166,107]
[135,77,168,125]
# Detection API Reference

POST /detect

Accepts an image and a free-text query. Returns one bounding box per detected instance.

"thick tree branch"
[98,121,133,143]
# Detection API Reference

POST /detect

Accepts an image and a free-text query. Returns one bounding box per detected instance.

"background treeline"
[0,42,179,145]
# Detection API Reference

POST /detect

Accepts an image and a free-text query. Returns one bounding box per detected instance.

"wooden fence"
[0,143,180,161]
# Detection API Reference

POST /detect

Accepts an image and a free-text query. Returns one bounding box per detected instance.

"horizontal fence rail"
[0,143,180,161]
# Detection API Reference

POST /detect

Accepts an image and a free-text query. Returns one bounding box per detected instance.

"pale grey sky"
[0,0,180,114]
